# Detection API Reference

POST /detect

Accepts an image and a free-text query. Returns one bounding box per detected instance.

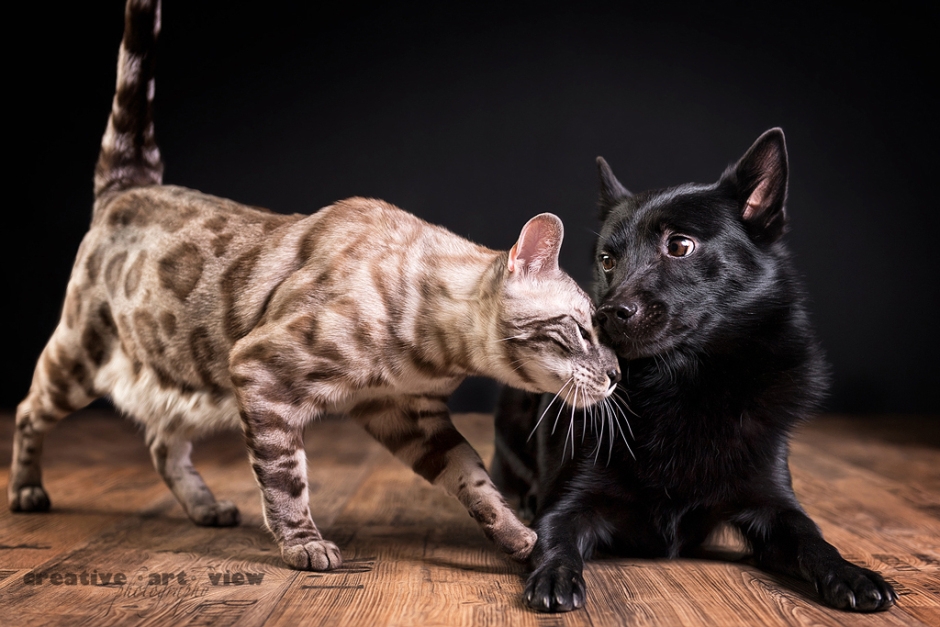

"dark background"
[5,1,937,414]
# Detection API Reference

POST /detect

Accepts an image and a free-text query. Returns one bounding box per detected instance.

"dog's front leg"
[740,506,896,611]
[524,507,593,612]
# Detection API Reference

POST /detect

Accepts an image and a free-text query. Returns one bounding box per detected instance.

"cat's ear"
[508,213,564,276]
[722,128,789,243]
[597,156,631,220]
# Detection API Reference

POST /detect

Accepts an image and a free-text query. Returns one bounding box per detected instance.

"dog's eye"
[599,254,616,272]
[666,236,695,257]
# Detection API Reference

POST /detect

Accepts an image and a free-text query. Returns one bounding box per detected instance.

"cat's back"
[90,185,301,255]
[303,197,492,263]
[80,185,306,330]
[283,196,499,309]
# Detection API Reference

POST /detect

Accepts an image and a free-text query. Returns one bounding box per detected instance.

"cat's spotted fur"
[9,0,619,571]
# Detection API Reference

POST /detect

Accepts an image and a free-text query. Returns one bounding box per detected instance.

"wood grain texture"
[1,409,937,626]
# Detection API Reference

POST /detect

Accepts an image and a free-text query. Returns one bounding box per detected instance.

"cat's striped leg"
[9,328,97,512]
[230,339,341,571]
[237,404,340,570]
[353,396,537,561]
[146,432,240,526]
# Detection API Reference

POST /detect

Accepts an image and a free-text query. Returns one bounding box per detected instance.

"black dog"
[491,129,897,613]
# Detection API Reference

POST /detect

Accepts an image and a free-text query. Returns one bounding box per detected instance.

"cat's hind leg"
[9,327,99,512]
[353,396,537,561]
[146,431,240,527]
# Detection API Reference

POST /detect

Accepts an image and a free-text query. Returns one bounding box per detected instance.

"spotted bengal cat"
[8,0,620,571]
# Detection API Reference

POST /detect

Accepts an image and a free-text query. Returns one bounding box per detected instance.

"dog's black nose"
[597,303,637,324]
[607,369,621,386]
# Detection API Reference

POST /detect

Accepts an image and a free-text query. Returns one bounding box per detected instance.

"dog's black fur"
[491,129,897,613]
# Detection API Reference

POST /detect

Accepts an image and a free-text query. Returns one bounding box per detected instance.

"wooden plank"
[788,429,940,627]
[794,415,940,520]
[789,439,940,554]
[0,412,172,569]
[1,410,937,626]
[264,418,549,627]
[0,410,388,626]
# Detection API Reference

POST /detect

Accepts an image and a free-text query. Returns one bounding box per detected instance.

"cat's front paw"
[524,564,586,612]
[472,501,537,561]
[9,485,51,512]
[815,561,897,611]
[189,500,241,527]
[505,526,538,562]
[282,540,343,571]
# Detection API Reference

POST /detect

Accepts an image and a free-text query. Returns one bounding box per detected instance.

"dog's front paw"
[281,539,343,571]
[524,564,586,612]
[816,561,897,611]
[9,485,51,512]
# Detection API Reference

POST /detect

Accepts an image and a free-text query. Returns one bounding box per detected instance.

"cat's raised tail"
[94,0,164,200]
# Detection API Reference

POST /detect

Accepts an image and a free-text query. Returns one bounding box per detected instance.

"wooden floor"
[0,409,937,627]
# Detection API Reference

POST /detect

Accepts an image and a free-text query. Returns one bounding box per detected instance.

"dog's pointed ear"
[508,213,563,277]
[597,156,631,220]
[723,128,789,243]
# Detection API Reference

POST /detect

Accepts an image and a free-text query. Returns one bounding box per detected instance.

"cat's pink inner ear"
[507,242,520,272]
[509,213,564,276]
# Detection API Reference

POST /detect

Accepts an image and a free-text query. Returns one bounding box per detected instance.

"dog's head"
[591,128,793,359]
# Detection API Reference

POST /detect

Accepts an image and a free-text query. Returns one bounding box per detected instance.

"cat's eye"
[599,254,616,272]
[578,325,591,341]
[666,236,695,257]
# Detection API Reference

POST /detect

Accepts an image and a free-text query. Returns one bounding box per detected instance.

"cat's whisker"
[607,403,616,464]
[561,384,573,459]
[592,407,603,465]
[562,400,575,461]
[507,359,530,374]
[529,378,572,441]
[606,396,635,460]
[611,390,637,438]
[566,386,579,461]
[582,401,591,445]
[550,379,577,436]
[598,402,605,437]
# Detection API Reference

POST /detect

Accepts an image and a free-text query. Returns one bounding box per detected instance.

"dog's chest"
[631,413,772,503]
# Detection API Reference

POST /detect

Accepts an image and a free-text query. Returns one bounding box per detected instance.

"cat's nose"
[607,369,621,387]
